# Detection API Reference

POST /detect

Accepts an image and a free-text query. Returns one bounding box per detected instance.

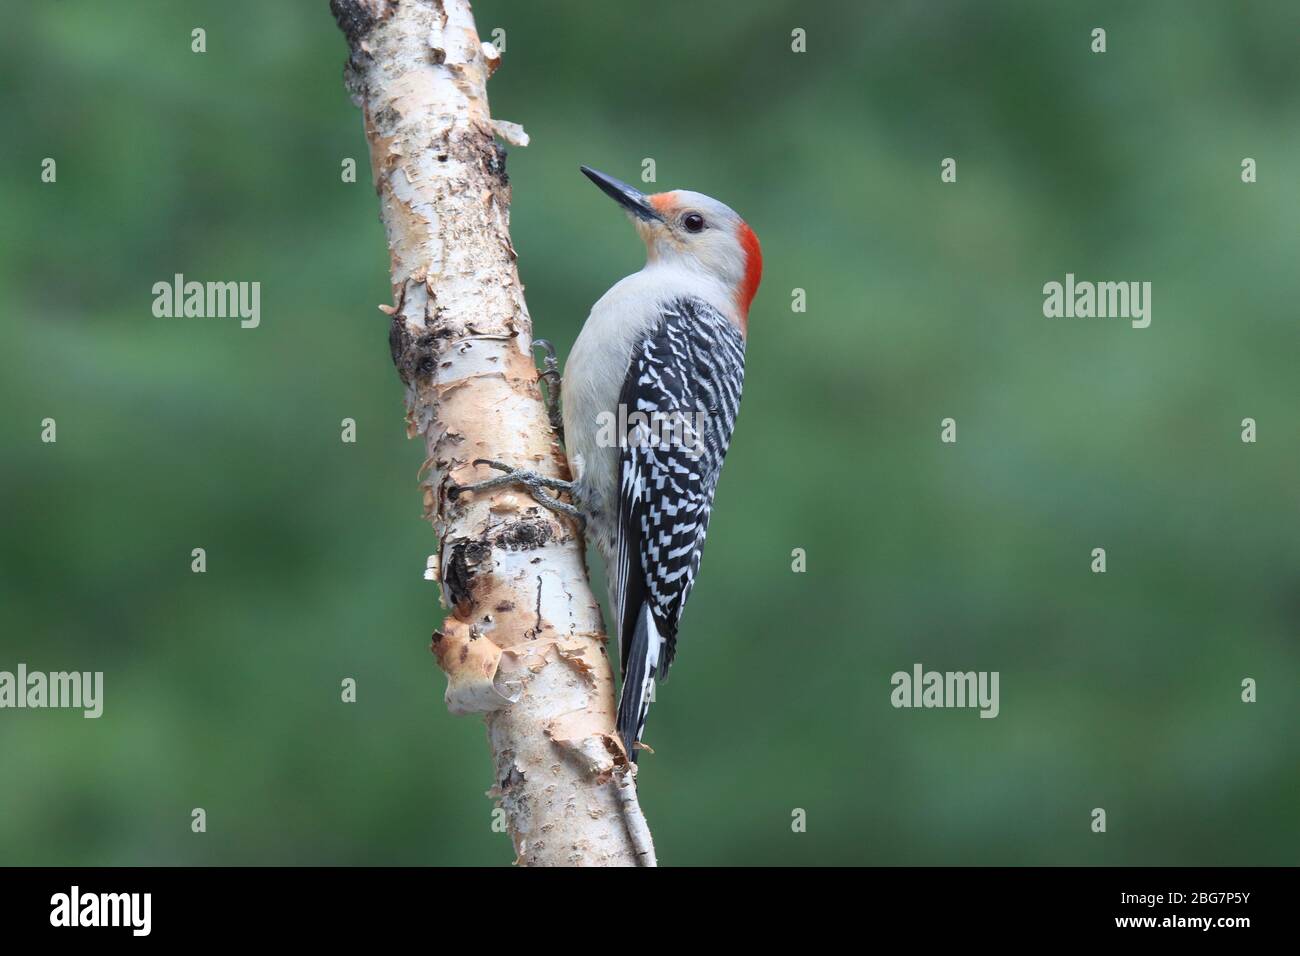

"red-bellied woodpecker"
[452,166,762,762]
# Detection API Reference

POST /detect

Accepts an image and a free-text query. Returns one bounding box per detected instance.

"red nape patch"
[735,221,762,328]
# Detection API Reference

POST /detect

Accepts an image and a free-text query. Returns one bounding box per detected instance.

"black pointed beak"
[580,166,664,222]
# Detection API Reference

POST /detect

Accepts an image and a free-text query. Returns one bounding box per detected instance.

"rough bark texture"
[331,0,655,866]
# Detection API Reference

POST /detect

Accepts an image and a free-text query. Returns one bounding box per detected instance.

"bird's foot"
[449,458,585,529]
[532,339,564,440]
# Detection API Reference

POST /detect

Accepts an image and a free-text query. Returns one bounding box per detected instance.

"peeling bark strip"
[330,0,655,866]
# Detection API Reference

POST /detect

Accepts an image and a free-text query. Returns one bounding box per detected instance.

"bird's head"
[581,166,762,325]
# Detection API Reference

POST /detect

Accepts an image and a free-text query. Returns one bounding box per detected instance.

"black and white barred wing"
[613,296,746,755]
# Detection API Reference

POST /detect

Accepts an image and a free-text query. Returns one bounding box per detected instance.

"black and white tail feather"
[612,296,745,761]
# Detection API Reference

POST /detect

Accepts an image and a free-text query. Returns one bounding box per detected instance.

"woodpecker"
[454,166,761,762]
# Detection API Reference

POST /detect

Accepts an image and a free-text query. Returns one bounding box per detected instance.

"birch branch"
[329,0,655,866]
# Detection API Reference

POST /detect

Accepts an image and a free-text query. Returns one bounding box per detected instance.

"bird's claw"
[532,340,564,439]
[449,460,585,530]
[532,338,559,368]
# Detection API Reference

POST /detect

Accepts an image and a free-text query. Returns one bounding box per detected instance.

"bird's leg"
[532,339,564,440]
[448,458,585,529]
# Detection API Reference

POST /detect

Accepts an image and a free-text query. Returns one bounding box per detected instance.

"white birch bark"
[330,0,655,866]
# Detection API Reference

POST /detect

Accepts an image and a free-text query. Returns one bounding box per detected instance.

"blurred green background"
[1,0,1296,866]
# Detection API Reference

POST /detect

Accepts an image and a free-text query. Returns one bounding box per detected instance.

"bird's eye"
[682,213,705,233]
